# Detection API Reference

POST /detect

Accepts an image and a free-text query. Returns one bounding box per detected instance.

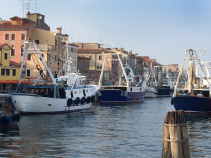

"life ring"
[81,97,85,105]
[67,98,72,106]
[75,97,80,105]
[1,116,9,126]
[91,95,95,102]
[86,97,91,103]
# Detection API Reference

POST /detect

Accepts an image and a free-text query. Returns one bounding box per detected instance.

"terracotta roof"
[0,21,35,30]
[10,61,21,67]
[78,48,112,54]
[0,44,10,49]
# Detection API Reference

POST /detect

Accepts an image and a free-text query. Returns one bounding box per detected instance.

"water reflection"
[186,114,211,157]
[0,98,210,157]
[0,126,21,157]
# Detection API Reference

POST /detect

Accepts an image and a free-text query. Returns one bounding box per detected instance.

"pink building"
[0,16,36,64]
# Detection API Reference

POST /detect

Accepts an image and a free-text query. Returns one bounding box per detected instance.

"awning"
[0,80,19,84]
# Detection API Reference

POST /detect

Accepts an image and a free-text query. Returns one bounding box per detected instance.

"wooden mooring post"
[162,110,190,158]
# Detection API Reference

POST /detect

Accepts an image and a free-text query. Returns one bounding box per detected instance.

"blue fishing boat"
[98,53,145,103]
[154,65,175,96]
[0,94,20,128]
[144,73,157,98]
[172,49,211,113]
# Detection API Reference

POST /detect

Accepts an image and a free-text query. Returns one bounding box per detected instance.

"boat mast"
[117,53,129,88]
[98,52,107,87]
[66,41,71,86]
[15,42,26,93]
[173,49,187,97]
[15,41,58,98]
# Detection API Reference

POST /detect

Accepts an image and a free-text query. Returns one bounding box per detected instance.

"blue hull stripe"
[98,90,145,103]
[173,96,211,112]
[157,88,171,96]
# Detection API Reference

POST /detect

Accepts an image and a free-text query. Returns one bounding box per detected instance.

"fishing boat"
[12,41,98,114]
[0,94,20,128]
[97,53,145,103]
[154,65,174,96]
[144,73,157,98]
[172,49,211,113]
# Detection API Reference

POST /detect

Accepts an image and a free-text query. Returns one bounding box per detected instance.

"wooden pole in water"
[162,110,190,158]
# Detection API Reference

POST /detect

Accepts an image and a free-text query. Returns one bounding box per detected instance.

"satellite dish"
[38,15,42,20]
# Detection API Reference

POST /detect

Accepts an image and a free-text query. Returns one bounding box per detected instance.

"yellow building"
[0,44,22,92]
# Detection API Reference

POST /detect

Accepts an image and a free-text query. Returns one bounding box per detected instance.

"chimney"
[63,34,69,41]
[57,27,62,35]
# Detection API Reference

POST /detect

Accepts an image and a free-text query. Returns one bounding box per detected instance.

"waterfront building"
[0,44,22,92]
[75,43,113,83]
[0,12,67,81]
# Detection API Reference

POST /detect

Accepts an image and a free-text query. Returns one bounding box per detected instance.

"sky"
[1,0,211,65]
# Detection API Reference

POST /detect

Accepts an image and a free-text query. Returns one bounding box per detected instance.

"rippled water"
[0,97,210,157]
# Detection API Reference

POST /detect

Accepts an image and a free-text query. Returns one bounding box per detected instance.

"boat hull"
[98,90,145,103]
[12,94,92,114]
[172,96,211,113]
[157,88,171,96]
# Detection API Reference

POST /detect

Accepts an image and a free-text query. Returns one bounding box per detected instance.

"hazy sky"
[1,0,211,65]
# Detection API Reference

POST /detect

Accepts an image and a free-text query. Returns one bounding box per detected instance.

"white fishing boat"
[12,41,98,114]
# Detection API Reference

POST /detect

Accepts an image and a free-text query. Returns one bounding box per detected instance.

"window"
[1,68,5,76]
[26,69,30,77]
[27,54,31,60]
[55,55,57,62]
[89,55,92,59]
[11,34,15,40]
[100,66,102,69]
[4,53,7,60]
[97,66,99,69]
[13,69,16,76]
[21,34,26,40]
[71,48,74,52]
[48,54,51,61]
[6,69,10,76]
[55,39,57,47]
[5,33,9,40]
[99,55,102,60]
[21,45,24,56]
[40,54,44,61]
[39,70,43,77]
[35,40,39,44]
[11,45,15,56]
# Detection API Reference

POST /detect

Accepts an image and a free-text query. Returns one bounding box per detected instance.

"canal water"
[0,97,211,157]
